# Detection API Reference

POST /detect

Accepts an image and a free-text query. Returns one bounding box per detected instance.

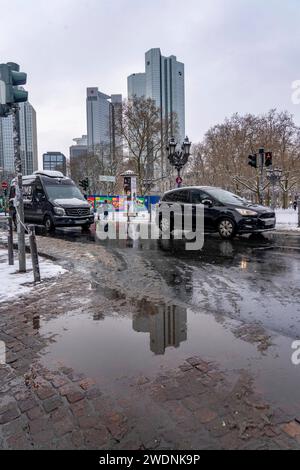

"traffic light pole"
[12,104,26,272]
[258,148,264,205]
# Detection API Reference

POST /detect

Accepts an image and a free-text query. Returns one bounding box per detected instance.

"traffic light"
[123,176,131,194]
[248,154,257,168]
[79,177,89,192]
[265,151,273,167]
[0,62,28,108]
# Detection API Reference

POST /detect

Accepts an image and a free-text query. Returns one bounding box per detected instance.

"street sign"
[99,175,116,183]
[1,181,8,189]
[176,176,182,184]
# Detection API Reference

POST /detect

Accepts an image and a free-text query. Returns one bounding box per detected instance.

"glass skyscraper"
[0,101,38,176]
[127,48,185,143]
[86,88,122,163]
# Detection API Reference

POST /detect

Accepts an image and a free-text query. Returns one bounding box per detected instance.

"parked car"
[156,186,276,239]
[9,170,94,232]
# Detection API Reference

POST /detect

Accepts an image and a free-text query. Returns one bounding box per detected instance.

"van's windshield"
[43,179,86,202]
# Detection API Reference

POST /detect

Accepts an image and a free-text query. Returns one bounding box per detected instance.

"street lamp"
[167,136,191,188]
[266,167,282,209]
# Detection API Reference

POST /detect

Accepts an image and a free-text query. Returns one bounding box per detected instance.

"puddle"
[38,297,300,413]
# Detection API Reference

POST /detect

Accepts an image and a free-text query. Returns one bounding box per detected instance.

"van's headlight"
[90,206,94,215]
[54,207,65,216]
[235,208,257,216]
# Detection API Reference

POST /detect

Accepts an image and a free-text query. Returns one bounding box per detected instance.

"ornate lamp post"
[167,136,191,188]
[266,167,282,209]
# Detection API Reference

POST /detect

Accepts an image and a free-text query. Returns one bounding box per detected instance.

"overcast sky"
[1,0,300,165]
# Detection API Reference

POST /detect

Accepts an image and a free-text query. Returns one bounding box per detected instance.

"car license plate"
[75,219,87,224]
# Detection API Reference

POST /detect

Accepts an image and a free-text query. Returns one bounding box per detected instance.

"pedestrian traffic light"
[248,154,257,168]
[265,151,273,167]
[0,62,28,107]
[124,176,131,194]
[79,177,89,192]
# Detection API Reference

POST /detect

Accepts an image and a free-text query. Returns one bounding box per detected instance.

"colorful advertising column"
[121,170,138,218]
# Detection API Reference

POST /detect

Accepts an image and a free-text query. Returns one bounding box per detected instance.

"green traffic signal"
[0,62,28,105]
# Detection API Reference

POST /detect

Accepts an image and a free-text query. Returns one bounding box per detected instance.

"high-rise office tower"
[86,88,122,163]
[127,49,185,190]
[43,151,67,175]
[127,48,185,142]
[0,100,38,175]
[127,73,146,99]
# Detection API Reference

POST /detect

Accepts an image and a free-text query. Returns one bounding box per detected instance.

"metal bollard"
[7,215,14,265]
[28,225,41,283]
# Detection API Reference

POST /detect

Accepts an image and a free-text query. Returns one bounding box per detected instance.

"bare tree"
[187,109,300,206]
[115,96,179,195]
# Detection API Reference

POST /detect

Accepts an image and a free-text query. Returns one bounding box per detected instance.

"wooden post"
[7,215,14,265]
[28,225,40,283]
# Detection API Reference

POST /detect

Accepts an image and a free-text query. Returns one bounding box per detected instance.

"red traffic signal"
[265,151,273,167]
[1,181,8,189]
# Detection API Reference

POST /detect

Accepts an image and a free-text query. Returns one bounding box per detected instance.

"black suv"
[9,170,94,232]
[157,186,276,239]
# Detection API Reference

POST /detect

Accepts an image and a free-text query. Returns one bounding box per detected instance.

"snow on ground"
[0,249,67,303]
[275,209,300,231]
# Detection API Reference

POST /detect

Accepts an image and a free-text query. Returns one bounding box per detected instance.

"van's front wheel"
[44,215,55,233]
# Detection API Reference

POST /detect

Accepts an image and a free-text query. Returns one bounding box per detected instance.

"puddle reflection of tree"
[133,299,187,355]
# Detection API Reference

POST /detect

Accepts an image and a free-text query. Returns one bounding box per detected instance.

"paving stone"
[282,421,300,438]
[79,378,96,390]
[26,406,44,420]
[43,395,63,413]
[83,426,111,448]
[0,406,21,424]
[194,408,218,424]
[19,397,37,413]
[35,383,56,400]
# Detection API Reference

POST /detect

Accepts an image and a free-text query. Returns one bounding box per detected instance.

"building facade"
[69,135,88,182]
[128,48,185,143]
[0,101,38,176]
[86,88,122,163]
[127,73,146,99]
[43,152,67,175]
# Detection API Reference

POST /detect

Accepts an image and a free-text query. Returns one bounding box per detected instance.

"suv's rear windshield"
[42,178,85,201]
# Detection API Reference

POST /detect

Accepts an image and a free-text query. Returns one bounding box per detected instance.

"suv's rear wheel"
[217,218,236,239]
[159,215,174,235]
[44,215,55,233]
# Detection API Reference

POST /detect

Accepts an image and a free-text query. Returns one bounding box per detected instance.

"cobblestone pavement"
[1,232,300,449]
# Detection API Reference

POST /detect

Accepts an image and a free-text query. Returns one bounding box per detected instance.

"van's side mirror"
[202,199,213,208]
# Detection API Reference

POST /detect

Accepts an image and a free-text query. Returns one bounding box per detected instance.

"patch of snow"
[275,209,300,231]
[0,249,67,303]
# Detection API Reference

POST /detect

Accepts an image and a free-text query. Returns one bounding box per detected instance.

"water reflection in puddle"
[38,299,300,413]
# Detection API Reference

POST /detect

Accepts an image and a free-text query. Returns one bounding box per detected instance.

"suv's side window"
[174,190,189,203]
[191,190,208,204]
[163,192,175,202]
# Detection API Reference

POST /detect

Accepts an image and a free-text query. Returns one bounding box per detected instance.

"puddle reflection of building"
[133,301,187,355]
